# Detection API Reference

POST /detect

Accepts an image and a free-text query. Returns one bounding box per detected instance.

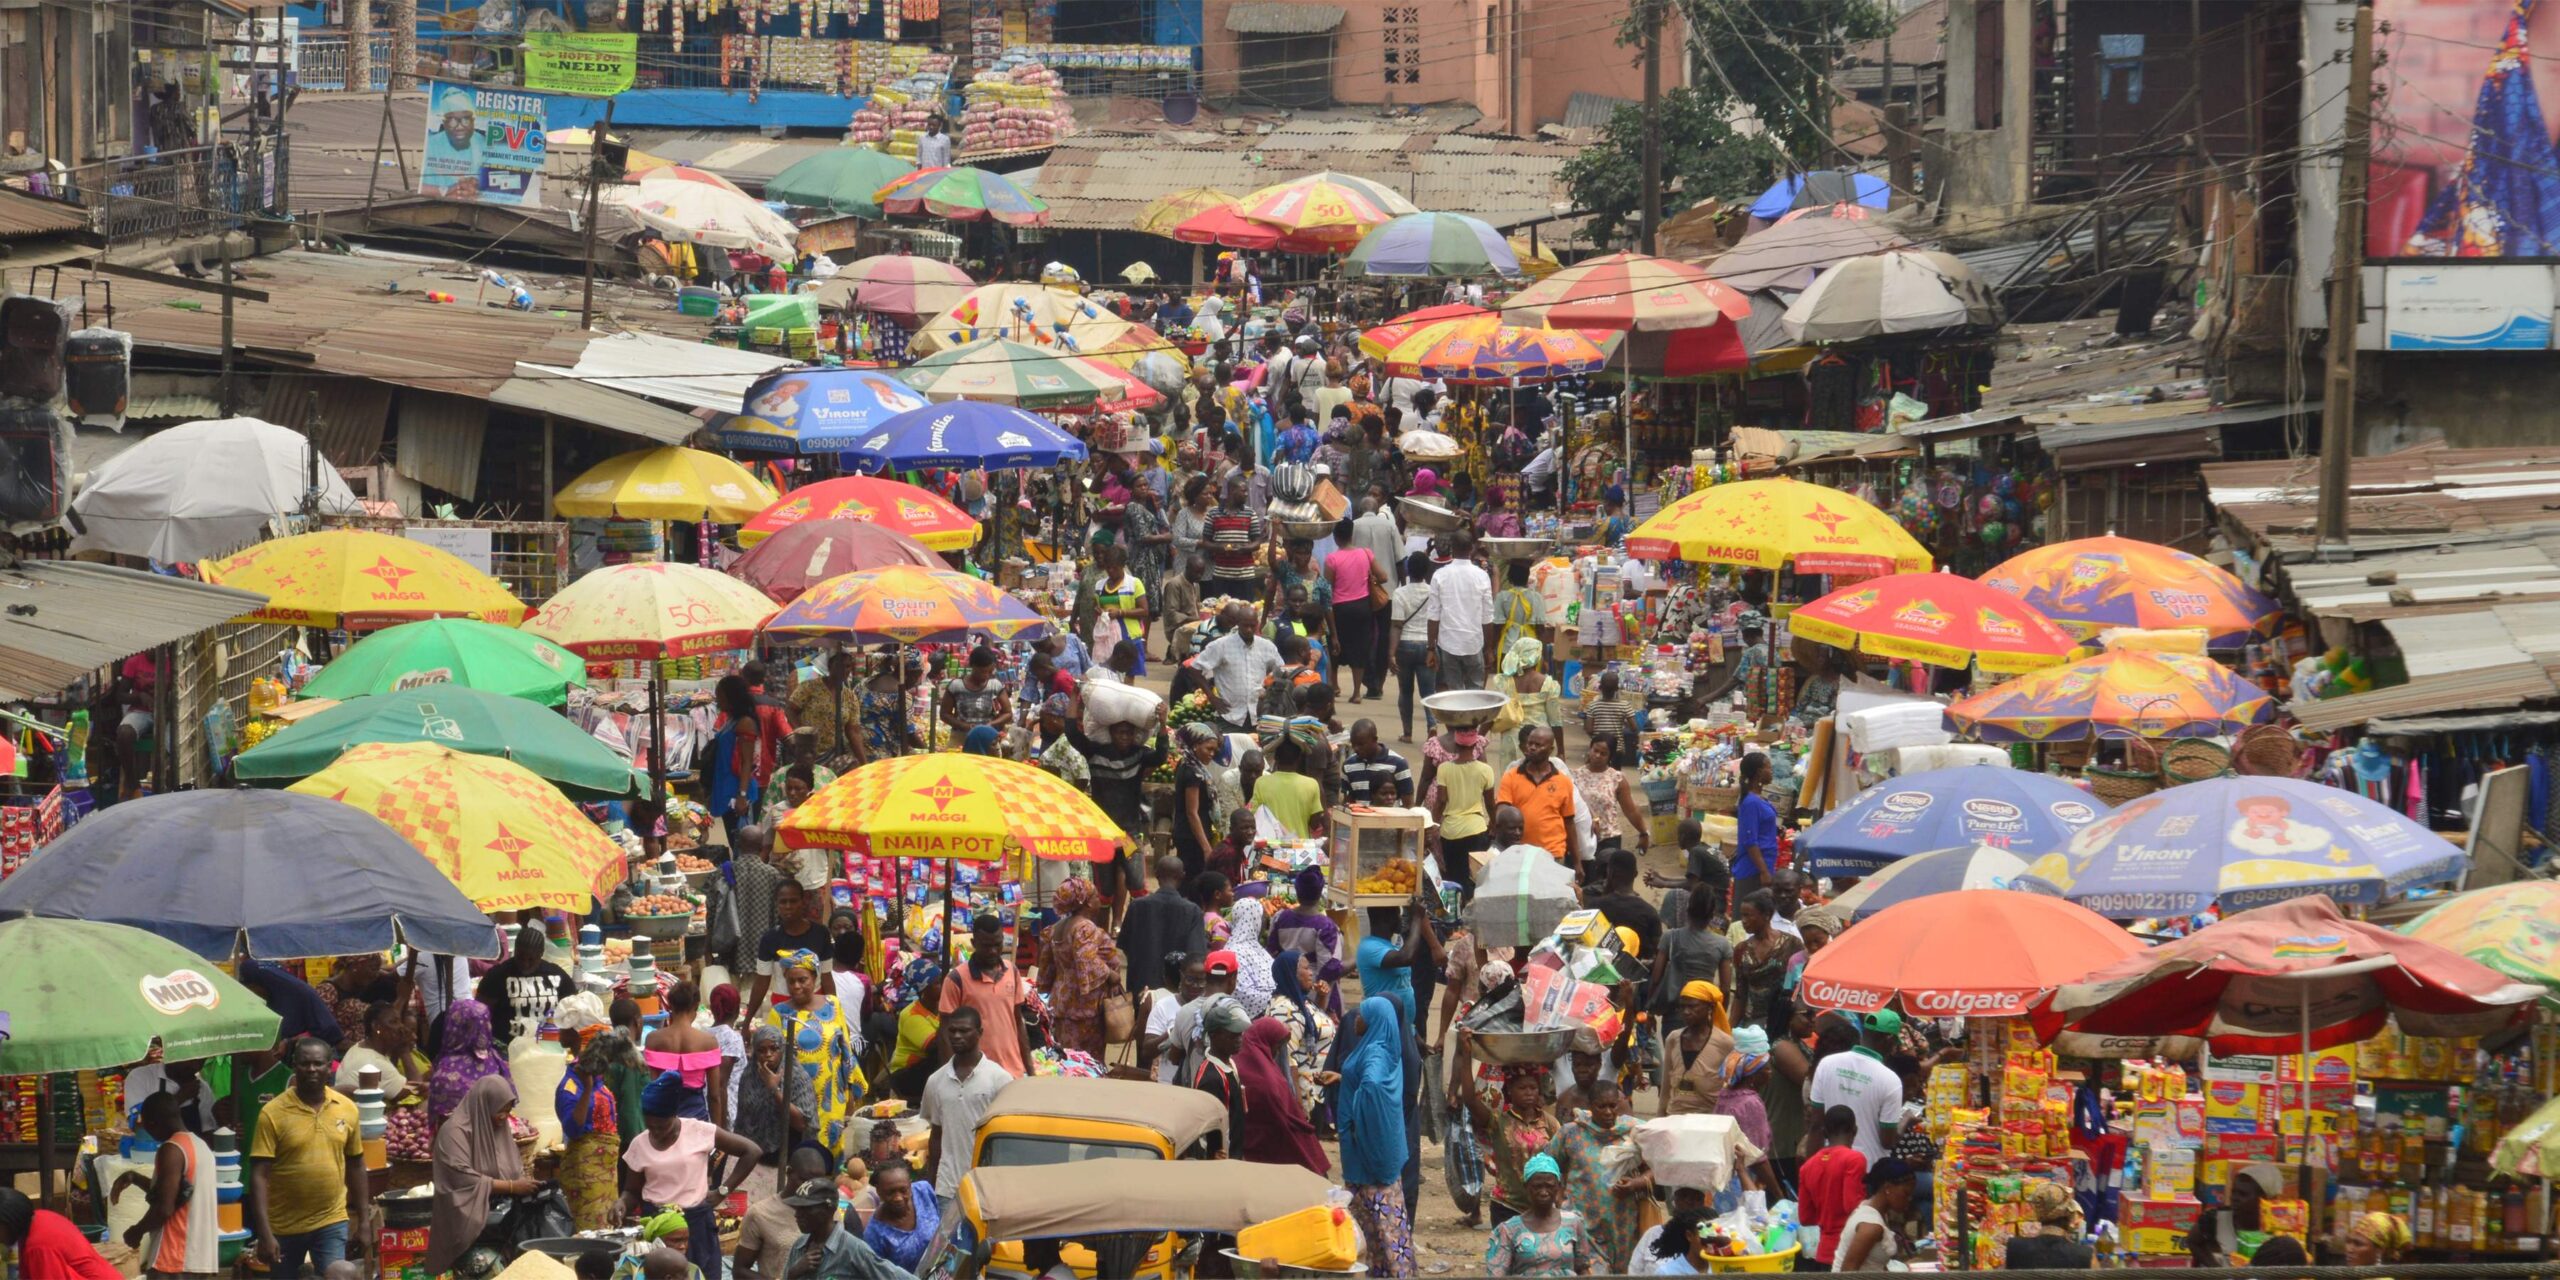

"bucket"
[1704,1244,1800,1272]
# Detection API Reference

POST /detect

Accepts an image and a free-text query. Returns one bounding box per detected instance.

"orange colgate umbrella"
[1788,571,2080,674]
[1796,890,2146,1019]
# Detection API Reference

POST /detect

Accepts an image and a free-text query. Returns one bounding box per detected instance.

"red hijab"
[1236,1017,1328,1176]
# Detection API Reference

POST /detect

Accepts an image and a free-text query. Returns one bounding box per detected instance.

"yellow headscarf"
[1678,979,1732,1032]
[2350,1211,2411,1257]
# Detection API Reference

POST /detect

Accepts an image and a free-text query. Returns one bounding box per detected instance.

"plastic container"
[1221,1250,1370,1278]
[1704,1244,1799,1272]
[1235,1205,1360,1272]
[677,287,721,316]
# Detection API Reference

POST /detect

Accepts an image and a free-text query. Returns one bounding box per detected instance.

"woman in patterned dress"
[759,949,862,1158]
[1542,1078,1645,1273]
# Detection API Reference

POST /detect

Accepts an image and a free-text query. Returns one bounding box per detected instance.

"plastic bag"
[1443,1103,1484,1219]
[491,1183,577,1252]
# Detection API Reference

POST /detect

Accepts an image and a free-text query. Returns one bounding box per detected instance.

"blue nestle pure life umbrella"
[835,401,1090,474]
[723,367,942,453]
[2019,776,2469,919]
[1798,766,2109,876]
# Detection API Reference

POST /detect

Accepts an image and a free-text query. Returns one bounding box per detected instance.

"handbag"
[1101,982,1138,1043]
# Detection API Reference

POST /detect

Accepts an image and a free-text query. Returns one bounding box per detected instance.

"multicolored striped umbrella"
[1981,535,2281,648]
[1948,650,2274,742]
[872,166,1050,226]
[1232,171,1420,248]
[1376,315,1611,384]
[810,254,975,324]
[1358,303,1492,358]
[764,564,1051,645]
[2402,882,2560,1011]
[1788,571,2080,673]
[1345,212,1520,278]
[1171,202,1333,252]
[736,475,979,551]
[1506,251,1754,331]
[1135,186,1242,237]
[522,562,777,661]
[893,338,1115,409]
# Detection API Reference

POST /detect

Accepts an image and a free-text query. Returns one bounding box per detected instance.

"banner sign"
[421,81,547,207]
[523,32,637,95]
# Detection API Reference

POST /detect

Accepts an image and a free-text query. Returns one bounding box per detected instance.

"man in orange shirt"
[1495,725,1584,871]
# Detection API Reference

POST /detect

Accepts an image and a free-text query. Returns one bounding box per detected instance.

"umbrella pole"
[651,665,668,813]
[35,1072,51,1208]
[2298,996,2314,1198]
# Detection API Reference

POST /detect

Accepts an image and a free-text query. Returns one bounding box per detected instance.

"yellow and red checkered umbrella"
[778,754,1125,862]
[289,741,624,912]
[762,564,1051,646]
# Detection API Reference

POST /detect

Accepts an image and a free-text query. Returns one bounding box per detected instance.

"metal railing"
[296,33,395,92]
[58,135,292,242]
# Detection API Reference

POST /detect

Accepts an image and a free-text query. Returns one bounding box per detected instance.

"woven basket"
[2160,739,2233,785]
[2232,724,2303,777]
[2045,738,2094,769]
[2086,766,2159,806]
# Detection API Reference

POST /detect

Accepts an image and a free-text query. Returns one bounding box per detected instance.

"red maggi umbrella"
[1795,890,2145,1020]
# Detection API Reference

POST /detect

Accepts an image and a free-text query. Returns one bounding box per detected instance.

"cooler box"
[741,293,819,331]
[1234,1204,1359,1271]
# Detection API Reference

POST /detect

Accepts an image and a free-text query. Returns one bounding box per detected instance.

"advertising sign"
[2382,264,2556,350]
[523,32,637,95]
[2373,1,2560,258]
[420,81,547,207]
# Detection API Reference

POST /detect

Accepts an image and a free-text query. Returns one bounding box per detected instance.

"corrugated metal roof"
[1225,2,1345,34]
[2289,662,2559,733]
[522,332,799,416]
[393,392,488,500]
[1563,92,1637,130]
[2206,444,2560,560]
[491,376,706,446]
[262,373,392,468]
[1033,128,1581,233]
[0,562,269,701]
[126,393,227,421]
[2283,541,2560,621]
[0,189,91,238]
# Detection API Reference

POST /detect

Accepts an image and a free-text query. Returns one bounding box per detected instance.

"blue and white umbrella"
[834,401,1089,474]
[1799,766,2109,877]
[1827,844,2059,921]
[2019,776,2469,919]
[723,367,941,453]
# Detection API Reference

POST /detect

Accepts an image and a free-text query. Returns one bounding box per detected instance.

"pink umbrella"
[727,517,945,603]
[816,255,977,325]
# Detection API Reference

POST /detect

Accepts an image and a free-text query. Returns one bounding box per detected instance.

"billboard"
[420,81,547,207]
[2372,0,2560,258]
[2383,264,2556,349]
[523,32,637,96]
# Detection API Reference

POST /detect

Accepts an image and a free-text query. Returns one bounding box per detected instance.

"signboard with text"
[420,81,547,207]
[523,32,637,96]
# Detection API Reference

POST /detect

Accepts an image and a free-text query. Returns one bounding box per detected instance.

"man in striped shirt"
[1203,474,1266,601]
[1579,670,1643,766]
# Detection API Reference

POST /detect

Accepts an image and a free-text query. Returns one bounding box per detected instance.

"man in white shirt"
[919,1006,1013,1196]
[1269,334,1327,409]
[1523,441,1561,506]
[122,1055,217,1135]
[916,115,953,169]
[1425,532,1496,690]
[1807,1010,1905,1163]
[1193,604,1287,729]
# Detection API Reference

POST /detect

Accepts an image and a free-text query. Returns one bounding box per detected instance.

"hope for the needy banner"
[523,32,636,96]
[421,81,547,207]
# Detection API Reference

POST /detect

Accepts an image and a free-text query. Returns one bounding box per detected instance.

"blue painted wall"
[542,87,863,129]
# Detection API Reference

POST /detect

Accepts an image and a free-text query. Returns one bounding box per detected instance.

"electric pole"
[1639,0,1662,254]
[579,98,616,331]
[2315,0,2375,557]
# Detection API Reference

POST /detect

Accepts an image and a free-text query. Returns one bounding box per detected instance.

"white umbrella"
[1781,249,2000,341]
[622,172,798,262]
[69,417,362,562]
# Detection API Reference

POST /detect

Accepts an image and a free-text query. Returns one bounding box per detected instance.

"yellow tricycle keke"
[914,1159,1342,1280]
[968,1075,1229,1167]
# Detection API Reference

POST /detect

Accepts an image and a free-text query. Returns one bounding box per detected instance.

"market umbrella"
[891,340,1114,412]
[729,518,945,603]
[1981,535,2281,648]
[1469,843,1581,948]
[1782,250,2000,341]
[1947,649,2273,742]
[1703,217,1916,294]
[0,789,498,960]
[1625,476,1932,576]
[1796,889,2145,1019]
[1075,355,1166,411]
[632,163,750,197]
[1376,315,1613,384]
[234,686,648,799]
[625,171,799,260]
[298,618,587,707]
[2496,1095,2560,1177]
[1357,303,1492,358]
[736,475,979,551]
[1171,202,1298,251]
[2018,776,2466,918]
[1120,262,1159,283]
[0,918,283,1074]
[200,528,527,629]
[1748,170,1891,221]
[551,446,775,523]
[909,282,1118,355]
[67,416,364,562]
[1508,235,1562,280]
[2045,895,2543,1054]
[763,564,1051,645]
[873,166,1050,226]
[765,146,916,215]
[1232,171,1421,249]
[1798,766,2110,877]
[1345,212,1520,278]
[1505,252,1753,376]
[721,367,939,453]
[1825,844,2058,921]
[2401,881,2560,1010]
[1134,186,1241,237]
[809,254,976,324]
[832,401,1089,474]
[523,561,778,661]
[290,742,627,914]
[779,753,1124,861]
[1787,570,2080,673]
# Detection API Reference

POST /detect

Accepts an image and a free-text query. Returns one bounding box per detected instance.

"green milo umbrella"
[300,617,588,706]
[0,918,282,1074]
[766,146,916,217]
[233,684,648,799]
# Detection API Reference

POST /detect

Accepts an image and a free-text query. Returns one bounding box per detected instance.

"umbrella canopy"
[0,789,498,961]
[1508,235,1562,280]
[764,564,1051,645]
[1981,535,2281,647]
[634,163,750,196]
[200,528,527,629]
[1232,171,1420,248]
[1376,315,1612,384]
[552,446,776,522]
[1506,251,1753,331]
[765,145,916,215]
[523,561,777,660]
[910,282,1116,355]
[1469,843,1582,948]
[736,475,979,551]
[891,339,1115,412]
[874,165,1050,226]
[1796,890,2145,1019]
[730,518,945,602]
[1119,261,1158,283]
[1346,212,1520,278]
[1948,649,2274,742]
[1625,476,1932,576]
[291,742,627,913]
[1172,202,1310,251]
[1749,170,1891,220]
[2047,895,2542,1054]
[779,753,1125,861]
[1826,845,2056,922]
[69,417,364,562]
[2401,881,2560,1010]
[1783,250,2000,341]
[2020,776,2466,918]
[1358,303,1492,358]
[1788,571,2079,673]
[1076,355,1166,411]
[1135,186,1240,237]
[1704,218,1916,293]
[234,686,647,799]
[834,401,1089,474]
[298,618,586,707]
[625,172,798,260]
[0,919,283,1074]
[2494,1094,2560,1178]
[809,255,976,324]
[723,367,938,453]
[1798,766,2110,877]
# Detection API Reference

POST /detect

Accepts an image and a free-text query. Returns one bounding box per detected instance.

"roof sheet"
[1224,2,1345,34]
[0,188,91,238]
[2206,444,2560,560]
[0,562,270,700]
[522,331,798,416]
[1033,127,1581,233]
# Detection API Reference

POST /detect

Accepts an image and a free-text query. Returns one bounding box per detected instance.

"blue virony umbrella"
[1749,170,1891,220]
[835,401,1089,474]
[1798,765,2110,877]
[725,367,943,453]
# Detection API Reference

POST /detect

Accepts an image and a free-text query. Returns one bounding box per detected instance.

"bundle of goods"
[958,58,1074,155]
[1457,908,1637,1058]
[1007,42,1192,70]
[847,87,943,155]
[970,12,1003,66]
[1933,1020,2084,1269]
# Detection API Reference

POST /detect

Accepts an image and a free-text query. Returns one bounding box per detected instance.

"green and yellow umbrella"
[2402,881,2560,1010]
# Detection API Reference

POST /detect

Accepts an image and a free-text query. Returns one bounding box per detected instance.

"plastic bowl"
[1465,1027,1582,1065]
[625,912,692,941]
[1397,497,1465,531]
[1422,689,1509,728]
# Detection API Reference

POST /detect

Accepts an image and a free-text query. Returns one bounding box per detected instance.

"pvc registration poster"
[420,81,547,207]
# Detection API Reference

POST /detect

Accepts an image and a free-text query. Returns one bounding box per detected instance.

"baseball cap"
[782,1177,838,1209]
[1204,950,1239,976]
[1864,1009,1904,1036]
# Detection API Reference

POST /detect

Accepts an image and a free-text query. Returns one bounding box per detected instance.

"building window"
[1384,5,1420,85]
[1486,4,1498,53]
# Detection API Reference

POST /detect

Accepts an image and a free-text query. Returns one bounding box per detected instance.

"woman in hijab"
[1339,995,1414,1278]
[2005,1179,2093,1269]
[1712,1027,1779,1211]
[557,1029,636,1229]
[1661,980,1734,1117]
[1269,868,1343,997]
[1264,949,1339,1120]
[1223,895,1279,1016]
[428,998,511,1133]
[729,1025,815,1185]
[760,950,862,1156]
[1041,877,1124,1057]
[425,1076,533,1274]
[1238,1017,1329,1176]
[1407,468,1446,500]
[1488,632,1557,776]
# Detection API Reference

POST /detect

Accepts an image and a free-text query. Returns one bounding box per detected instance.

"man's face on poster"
[439,105,477,149]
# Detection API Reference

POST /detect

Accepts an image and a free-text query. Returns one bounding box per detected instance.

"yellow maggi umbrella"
[201,529,526,629]
[523,562,777,661]
[779,753,1125,862]
[1625,477,1932,577]
[289,742,624,913]
[553,446,775,523]
[1134,186,1240,238]
[1508,234,1562,280]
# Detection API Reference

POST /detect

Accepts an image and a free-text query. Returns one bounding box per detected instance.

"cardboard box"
[2120,1195,2203,1235]
[2126,1227,2191,1256]
[2204,1080,2270,1135]
[2146,1147,2199,1199]
[377,1227,430,1255]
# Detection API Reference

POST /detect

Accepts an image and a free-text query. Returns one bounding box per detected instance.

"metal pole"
[579,96,616,331]
[1638,0,1662,255]
[2314,0,2375,557]
[218,252,236,415]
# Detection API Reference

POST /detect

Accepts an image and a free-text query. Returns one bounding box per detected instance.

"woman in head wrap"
[1038,877,1124,1057]
[2005,1179,2094,1269]
[1264,949,1339,1117]
[619,1210,703,1279]
[426,1076,532,1275]
[962,724,1000,756]
[1482,1153,1594,1277]
[1661,980,1734,1117]
[1222,895,1278,1016]
[1542,1066,1642,1272]
[2344,1210,2411,1271]
[1487,630,1557,777]
[1237,1016,1330,1176]
[1269,867,1343,993]
[1408,468,1445,500]
[758,949,862,1156]
[1452,1032,1559,1227]
[557,1028,637,1230]
[727,1025,815,1193]
[1339,995,1415,1278]
[1711,1027,1780,1210]
[427,998,511,1133]
[618,1071,762,1278]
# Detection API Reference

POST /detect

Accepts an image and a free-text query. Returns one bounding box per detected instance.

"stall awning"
[0,562,270,700]
[1225,3,1345,34]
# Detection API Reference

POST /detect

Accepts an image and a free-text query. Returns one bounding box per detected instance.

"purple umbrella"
[1345,212,1521,279]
